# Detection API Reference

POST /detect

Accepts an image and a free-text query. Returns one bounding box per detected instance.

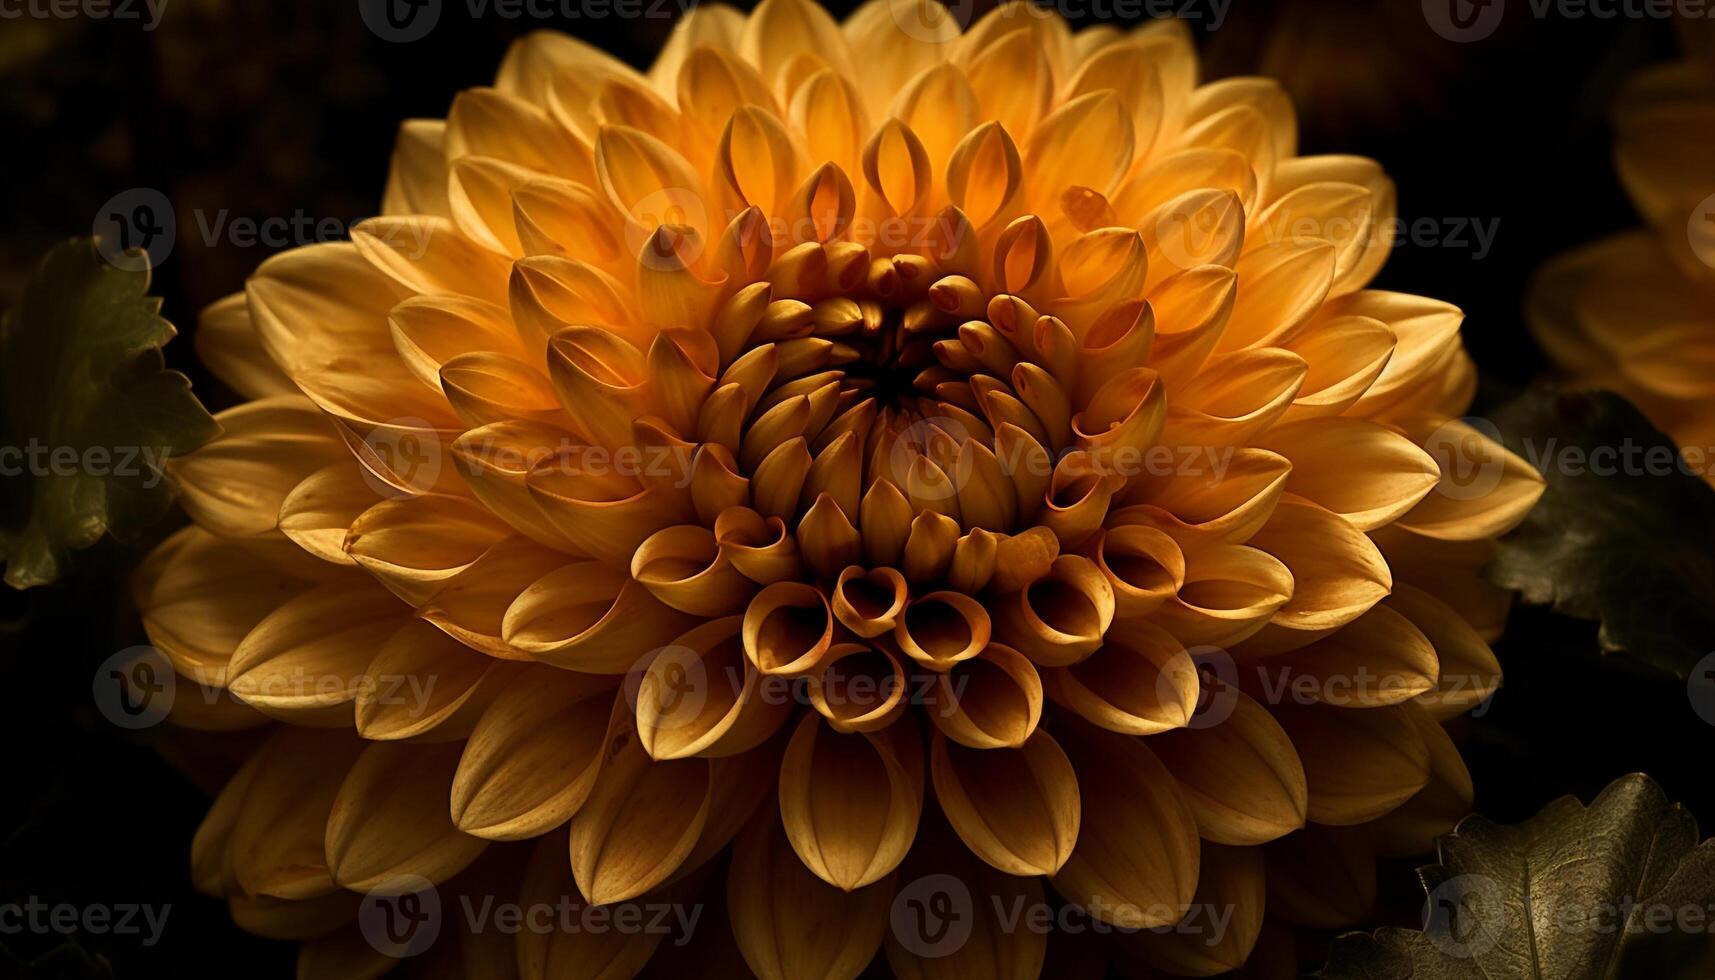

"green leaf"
[0,238,217,590]
[1485,387,1715,678]
[1316,774,1715,979]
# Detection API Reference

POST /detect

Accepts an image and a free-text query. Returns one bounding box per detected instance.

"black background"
[0,0,1706,975]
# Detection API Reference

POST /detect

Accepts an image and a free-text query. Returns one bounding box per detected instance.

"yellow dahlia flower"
[1531,28,1715,483]
[143,2,1546,975]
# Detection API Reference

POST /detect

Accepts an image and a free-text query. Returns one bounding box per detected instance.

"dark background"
[0,0,1704,975]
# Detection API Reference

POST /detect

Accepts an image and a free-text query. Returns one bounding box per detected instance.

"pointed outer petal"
[449,672,617,839]
[988,525,1060,594]
[925,643,1043,749]
[1263,823,1377,929]
[164,674,271,731]
[447,420,582,553]
[416,538,568,660]
[715,506,804,584]
[1250,182,1375,285]
[742,0,855,89]
[199,727,366,900]
[225,892,359,942]
[1386,584,1501,720]
[991,555,1115,668]
[440,351,563,428]
[350,216,510,307]
[512,175,627,268]
[196,292,295,399]
[498,30,643,106]
[1112,843,1266,977]
[674,739,785,883]
[511,252,643,355]
[1083,524,1184,619]
[1026,91,1134,207]
[446,155,536,256]
[790,69,870,178]
[779,712,924,890]
[383,118,452,218]
[388,292,530,391]
[527,462,692,570]
[1065,41,1166,162]
[630,524,756,617]
[224,581,409,724]
[1394,419,1546,541]
[569,719,713,904]
[860,117,933,229]
[1250,603,1438,708]
[830,566,910,638]
[1238,495,1391,650]
[274,463,382,567]
[1321,291,1460,413]
[635,616,792,759]
[729,803,894,980]
[1216,239,1336,353]
[447,86,593,182]
[964,29,1054,144]
[1041,621,1197,736]
[246,243,459,430]
[714,104,806,220]
[1175,92,1281,194]
[900,510,961,584]
[1146,678,1309,844]
[587,74,684,149]
[1055,229,1149,332]
[1252,418,1440,531]
[883,816,1049,980]
[929,725,1080,876]
[343,494,514,606]
[675,43,780,159]
[798,495,863,578]
[1370,525,1511,642]
[1366,705,1474,858]
[948,528,1000,595]
[807,642,908,733]
[1145,264,1236,389]
[889,63,980,187]
[1271,700,1430,826]
[946,121,1025,232]
[751,438,814,520]
[1159,347,1306,449]
[893,591,992,672]
[742,580,835,677]
[167,396,346,541]
[841,0,960,117]
[502,561,698,672]
[543,324,648,451]
[1273,315,1397,423]
[325,740,488,891]
[1119,448,1291,545]
[1139,188,1245,290]
[514,831,689,980]
[595,124,710,243]
[859,479,913,568]
[648,2,744,91]
[1072,367,1165,471]
[354,620,521,741]
[1113,147,1257,232]
[1051,721,1201,928]
[1149,536,1293,648]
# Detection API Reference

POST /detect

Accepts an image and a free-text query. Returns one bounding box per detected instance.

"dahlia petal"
[779,712,924,890]
[1151,687,1308,845]
[992,554,1114,667]
[841,0,960,119]
[798,493,863,577]
[962,26,1055,144]
[1274,700,1430,826]
[1117,447,1291,544]
[449,419,585,553]
[441,350,564,428]
[517,830,687,980]
[1386,583,1502,720]
[595,124,709,242]
[276,462,381,567]
[527,462,693,569]
[1146,263,1236,389]
[1218,239,1335,351]
[1073,368,1166,475]
[1175,104,1276,202]
[1112,147,1258,226]
[417,537,567,660]
[632,524,756,616]
[351,216,511,308]
[743,580,836,676]
[675,45,780,162]
[568,720,713,904]
[382,118,452,219]
[1186,76,1295,172]
[728,806,893,980]
[447,155,539,256]
[1394,418,1546,541]
[948,528,1000,594]
[715,104,806,221]
[900,510,961,583]
[513,254,645,355]
[447,87,592,183]
[635,616,792,759]
[1041,620,1196,735]
[930,728,1079,876]
[861,117,933,226]
[859,479,914,567]
[168,396,348,544]
[1051,721,1200,928]
[225,580,411,723]
[1370,525,1511,641]
[1252,418,1439,531]
[449,672,617,839]
[742,0,855,92]
[1140,188,1246,289]
[1084,522,1184,618]
[325,741,489,891]
[1274,313,1397,422]
[829,565,908,638]
[1335,290,1465,419]
[1263,823,1377,929]
[1110,843,1266,977]
[511,175,627,271]
[496,29,644,114]
[1159,346,1306,449]
[791,69,870,178]
[387,292,529,392]
[1028,91,1135,209]
[808,641,909,732]
[226,892,358,942]
[1130,20,1198,138]
[344,493,515,606]
[1148,535,1292,648]
[1246,602,1438,708]
[1239,494,1391,644]
[502,561,698,672]
[715,506,805,583]
[1065,41,1167,164]
[195,292,296,399]
[1366,702,1474,858]
[354,619,520,742]
[928,642,1043,748]
[947,121,1024,232]
[894,590,991,671]
[1251,181,1374,288]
